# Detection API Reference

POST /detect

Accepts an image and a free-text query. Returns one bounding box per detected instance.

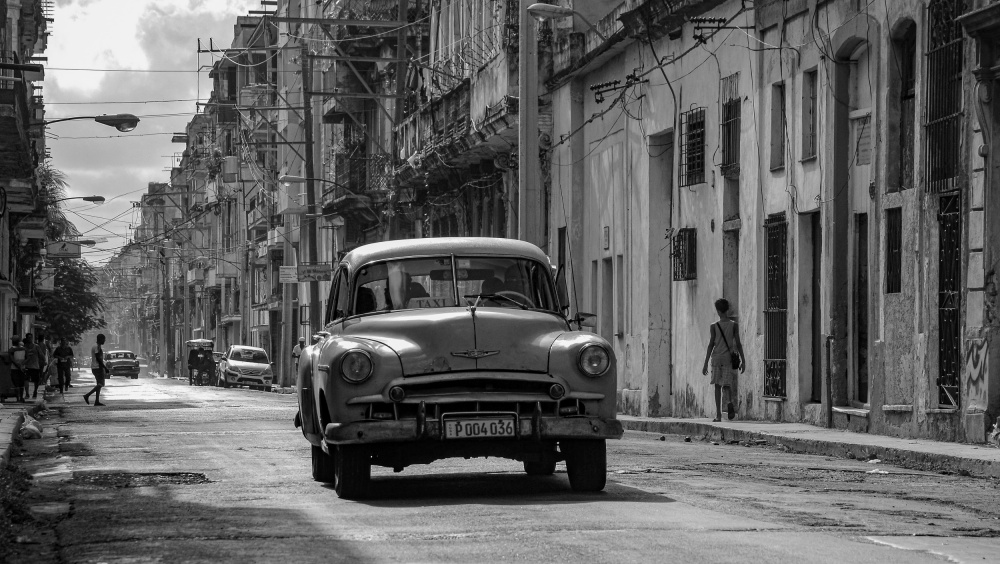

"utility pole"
[517,0,542,247]
[302,39,321,332]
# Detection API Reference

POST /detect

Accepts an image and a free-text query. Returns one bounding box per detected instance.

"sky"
[44,0,264,267]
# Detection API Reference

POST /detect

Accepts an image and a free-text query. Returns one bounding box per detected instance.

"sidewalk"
[621,415,1000,478]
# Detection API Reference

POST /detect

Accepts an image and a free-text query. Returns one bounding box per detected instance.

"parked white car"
[217,346,273,391]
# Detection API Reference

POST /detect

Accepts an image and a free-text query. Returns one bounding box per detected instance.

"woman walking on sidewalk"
[701,299,745,422]
[84,333,108,406]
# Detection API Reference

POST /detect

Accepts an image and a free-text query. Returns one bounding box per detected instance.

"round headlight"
[578,345,610,376]
[340,350,373,383]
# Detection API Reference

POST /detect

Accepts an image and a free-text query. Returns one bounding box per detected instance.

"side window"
[330,269,350,321]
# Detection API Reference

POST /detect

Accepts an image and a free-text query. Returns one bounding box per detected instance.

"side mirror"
[571,312,598,329]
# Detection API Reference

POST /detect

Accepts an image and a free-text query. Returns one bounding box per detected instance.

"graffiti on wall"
[965,337,988,411]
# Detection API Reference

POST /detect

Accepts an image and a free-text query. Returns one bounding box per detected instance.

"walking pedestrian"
[8,336,26,403]
[84,333,108,406]
[54,339,74,393]
[701,298,745,422]
[23,334,45,399]
[292,337,305,371]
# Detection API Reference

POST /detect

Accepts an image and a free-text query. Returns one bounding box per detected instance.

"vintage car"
[295,237,623,498]
[217,346,274,390]
[104,350,140,379]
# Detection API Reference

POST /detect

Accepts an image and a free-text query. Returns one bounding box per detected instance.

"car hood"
[342,307,566,376]
[228,359,270,372]
[106,358,137,366]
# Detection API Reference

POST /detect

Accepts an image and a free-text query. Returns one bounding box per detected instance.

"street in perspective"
[4,0,1000,562]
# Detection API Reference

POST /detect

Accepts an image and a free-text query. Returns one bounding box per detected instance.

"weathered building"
[544,0,1000,443]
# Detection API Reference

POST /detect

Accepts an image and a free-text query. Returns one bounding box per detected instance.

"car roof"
[107,350,134,354]
[231,346,265,352]
[341,237,550,271]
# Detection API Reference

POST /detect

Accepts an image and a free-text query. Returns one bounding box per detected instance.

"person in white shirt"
[291,337,306,371]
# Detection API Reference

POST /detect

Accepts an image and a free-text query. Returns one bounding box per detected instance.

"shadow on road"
[351,472,676,507]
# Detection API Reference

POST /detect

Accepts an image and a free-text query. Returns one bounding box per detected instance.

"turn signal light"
[388,386,406,402]
[549,383,566,399]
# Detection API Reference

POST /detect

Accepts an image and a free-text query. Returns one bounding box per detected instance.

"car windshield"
[353,256,557,313]
[108,352,134,360]
[230,348,268,363]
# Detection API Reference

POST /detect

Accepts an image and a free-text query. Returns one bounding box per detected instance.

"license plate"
[444,418,516,439]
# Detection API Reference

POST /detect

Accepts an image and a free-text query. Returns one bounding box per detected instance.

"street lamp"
[38,114,141,133]
[50,195,106,204]
[526,3,608,40]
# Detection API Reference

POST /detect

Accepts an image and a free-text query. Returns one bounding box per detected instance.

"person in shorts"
[8,336,26,402]
[23,334,44,399]
[84,333,108,406]
[54,339,75,393]
[701,299,745,421]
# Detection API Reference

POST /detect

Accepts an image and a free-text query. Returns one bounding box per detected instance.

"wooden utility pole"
[302,40,321,331]
[517,0,542,247]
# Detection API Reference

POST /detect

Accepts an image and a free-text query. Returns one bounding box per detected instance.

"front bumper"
[226,372,271,386]
[109,367,139,375]
[324,415,623,445]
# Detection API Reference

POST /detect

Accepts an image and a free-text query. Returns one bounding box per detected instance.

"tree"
[35,162,80,240]
[37,258,105,344]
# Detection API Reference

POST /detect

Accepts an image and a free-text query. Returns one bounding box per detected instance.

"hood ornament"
[451,349,500,359]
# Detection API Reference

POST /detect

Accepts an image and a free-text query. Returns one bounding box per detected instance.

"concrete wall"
[547,0,998,443]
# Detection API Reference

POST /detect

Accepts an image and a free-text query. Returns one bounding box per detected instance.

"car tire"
[311,445,336,483]
[523,460,556,476]
[334,445,371,499]
[131,375,138,380]
[562,439,607,492]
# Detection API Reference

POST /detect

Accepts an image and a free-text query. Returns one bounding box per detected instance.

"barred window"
[886,208,902,293]
[925,0,965,193]
[720,73,741,177]
[672,228,697,281]
[802,70,818,159]
[770,82,786,170]
[680,108,706,187]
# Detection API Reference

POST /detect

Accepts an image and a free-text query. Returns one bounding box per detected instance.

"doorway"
[854,213,869,404]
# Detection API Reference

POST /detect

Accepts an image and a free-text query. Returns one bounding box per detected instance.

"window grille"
[897,27,917,191]
[938,194,962,406]
[770,83,786,170]
[764,213,787,398]
[925,0,965,193]
[720,73,741,178]
[885,208,902,293]
[680,107,706,187]
[672,228,697,281]
[802,70,818,159]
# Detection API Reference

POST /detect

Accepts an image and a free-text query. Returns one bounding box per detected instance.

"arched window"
[925,0,965,193]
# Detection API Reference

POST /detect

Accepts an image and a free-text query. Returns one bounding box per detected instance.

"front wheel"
[334,445,371,499]
[562,439,607,492]
[311,445,336,483]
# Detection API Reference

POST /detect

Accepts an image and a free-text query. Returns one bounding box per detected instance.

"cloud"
[44,0,260,264]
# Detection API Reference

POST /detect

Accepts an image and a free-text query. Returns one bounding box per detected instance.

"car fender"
[548,331,618,420]
[315,336,404,425]
[297,345,323,445]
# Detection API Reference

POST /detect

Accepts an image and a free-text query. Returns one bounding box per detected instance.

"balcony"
[248,205,269,232]
[0,59,37,179]
[186,267,205,285]
[395,83,517,189]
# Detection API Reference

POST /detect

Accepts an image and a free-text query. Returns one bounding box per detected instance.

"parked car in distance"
[295,237,623,499]
[217,346,273,391]
[105,350,140,379]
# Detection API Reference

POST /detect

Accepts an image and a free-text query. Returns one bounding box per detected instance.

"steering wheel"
[495,290,535,308]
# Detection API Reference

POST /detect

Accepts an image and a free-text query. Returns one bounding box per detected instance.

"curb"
[0,410,25,470]
[621,418,1000,479]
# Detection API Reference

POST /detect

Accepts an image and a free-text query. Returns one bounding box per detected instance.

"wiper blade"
[463,293,528,310]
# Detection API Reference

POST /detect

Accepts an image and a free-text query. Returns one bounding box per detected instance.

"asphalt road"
[5,372,1000,563]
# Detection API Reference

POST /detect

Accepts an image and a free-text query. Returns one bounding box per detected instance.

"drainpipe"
[826,334,834,427]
